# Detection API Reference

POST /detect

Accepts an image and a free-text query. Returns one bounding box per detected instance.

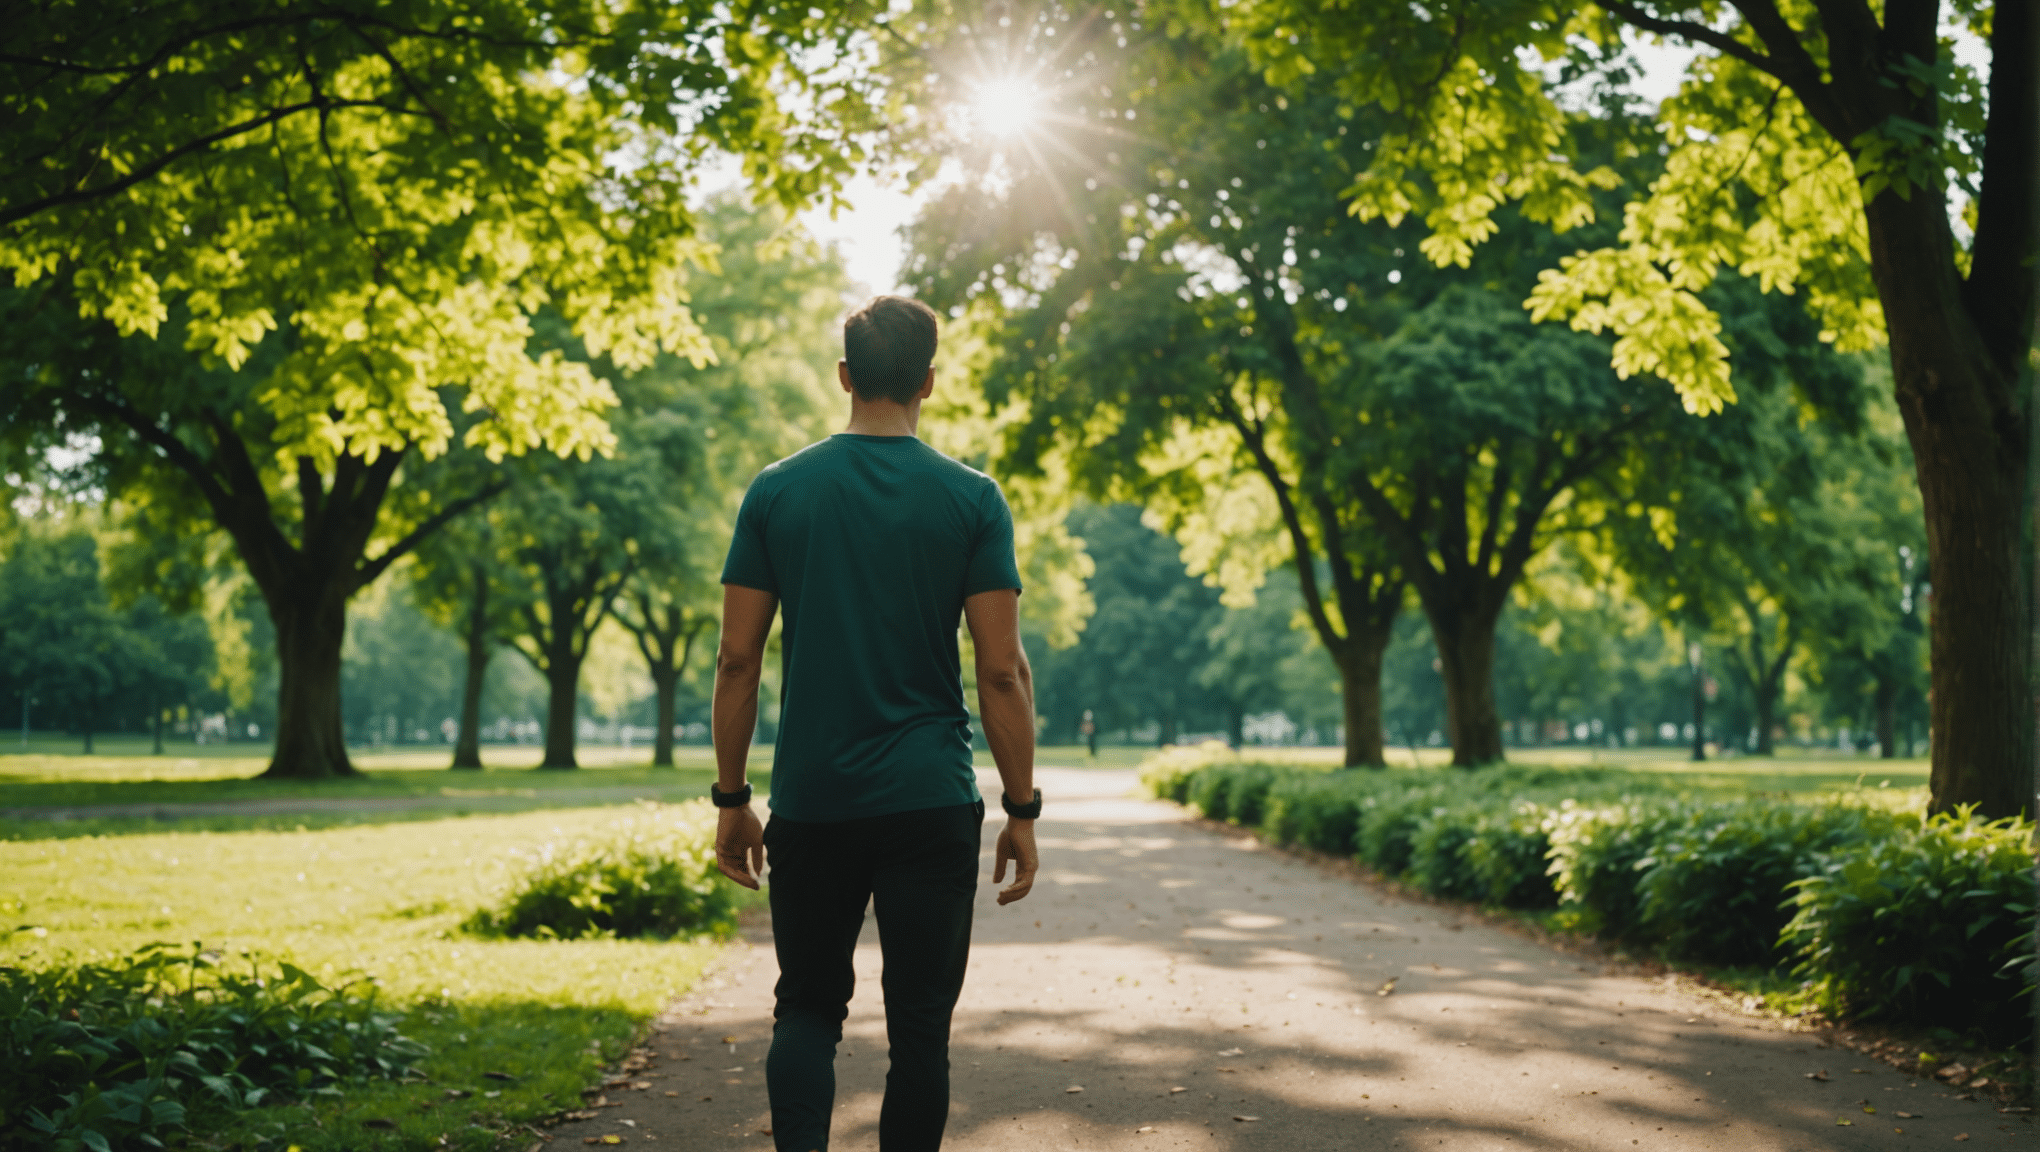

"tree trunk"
[651,667,678,768]
[1874,674,1898,761]
[262,578,358,779]
[1428,606,1505,767]
[152,708,163,755]
[82,714,93,755]
[540,653,583,769]
[1690,658,1707,763]
[452,567,490,770]
[1335,640,1388,767]
[1865,169,2032,818]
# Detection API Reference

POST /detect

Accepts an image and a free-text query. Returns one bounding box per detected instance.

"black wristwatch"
[1001,788,1043,820]
[710,782,753,808]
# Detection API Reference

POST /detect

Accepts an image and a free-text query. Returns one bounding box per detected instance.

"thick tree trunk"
[262,579,357,779]
[1864,167,2032,818]
[651,667,678,768]
[452,568,489,770]
[1429,606,1505,767]
[540,654,582,769]
[1335,640,1388,767]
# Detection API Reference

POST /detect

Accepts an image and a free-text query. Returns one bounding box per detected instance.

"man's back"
[720,433,1020,822]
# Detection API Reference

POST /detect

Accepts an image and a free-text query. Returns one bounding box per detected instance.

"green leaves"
[2,0,891,468]
[3,942,427,1152]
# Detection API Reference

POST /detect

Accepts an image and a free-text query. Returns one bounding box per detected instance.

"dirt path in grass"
[550,768,2028,1152]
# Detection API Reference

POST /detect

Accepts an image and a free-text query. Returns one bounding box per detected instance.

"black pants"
[763,800,983,1152]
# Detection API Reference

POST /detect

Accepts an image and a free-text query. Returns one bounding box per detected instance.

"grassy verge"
[4,804,755,1150]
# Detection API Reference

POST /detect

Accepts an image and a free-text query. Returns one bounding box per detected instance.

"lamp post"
[1688,641,1707,762]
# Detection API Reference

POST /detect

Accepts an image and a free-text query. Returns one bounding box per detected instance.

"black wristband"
[1001,788,1043,820]
[710,782,753,809]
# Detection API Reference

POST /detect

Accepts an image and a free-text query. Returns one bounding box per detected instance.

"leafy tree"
[408,510,521,768]
[1598,283,1882,755]
[1216,0,2036,814]
[608,196,849,768]
[907,18,1718,765]
[0,0,897,778]
[0,530,215,751]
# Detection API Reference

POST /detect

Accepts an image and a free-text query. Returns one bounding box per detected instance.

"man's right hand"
[993,818,1038,905]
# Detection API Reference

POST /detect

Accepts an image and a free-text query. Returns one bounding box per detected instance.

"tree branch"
[357,477,509,587]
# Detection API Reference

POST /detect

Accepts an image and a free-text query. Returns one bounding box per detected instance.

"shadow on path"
[550,770,2029,1151]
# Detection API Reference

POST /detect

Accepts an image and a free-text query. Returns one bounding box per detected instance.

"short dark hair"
[843,295,940,405]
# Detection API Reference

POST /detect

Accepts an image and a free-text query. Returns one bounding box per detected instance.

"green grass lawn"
[5,804,748,1151]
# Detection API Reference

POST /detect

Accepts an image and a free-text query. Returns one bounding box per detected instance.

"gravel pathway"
[546,768,2028,1151]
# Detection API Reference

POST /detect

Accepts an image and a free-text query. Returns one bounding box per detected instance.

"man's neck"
[843,399,920,437]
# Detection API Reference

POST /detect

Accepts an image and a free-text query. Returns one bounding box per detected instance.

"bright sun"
[972,77,1042,138]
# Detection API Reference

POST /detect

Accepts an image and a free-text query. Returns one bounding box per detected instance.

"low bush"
[1782,809,2035,1043]
[1634,801,1899,967]
[1143,746,2036,1036]
[0,943,425,1152]
[463,801,746,941]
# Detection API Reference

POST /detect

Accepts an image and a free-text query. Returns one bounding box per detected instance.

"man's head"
[842,295,940,405]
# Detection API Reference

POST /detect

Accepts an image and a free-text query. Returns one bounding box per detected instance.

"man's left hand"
[715,803,765,889]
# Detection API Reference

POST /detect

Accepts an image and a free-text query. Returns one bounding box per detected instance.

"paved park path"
[550,767,2030,1151]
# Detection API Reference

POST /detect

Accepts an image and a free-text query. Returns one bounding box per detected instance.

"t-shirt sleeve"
[720,477,778,592]
[962,480,1024,597]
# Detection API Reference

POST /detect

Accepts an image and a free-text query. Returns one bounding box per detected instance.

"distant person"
[1080,709,1097,758]
[710,294,1042,1152]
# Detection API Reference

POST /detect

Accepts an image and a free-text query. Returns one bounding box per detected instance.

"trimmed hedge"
[1141,745,2034,1036]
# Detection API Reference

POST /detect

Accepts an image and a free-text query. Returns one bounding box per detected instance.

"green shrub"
[1137,742,1230,802]
[1782,809,2035,1040]
[1355,787,1449,877]
[1409,805,1491,901]
[1461,803,1558,908]
[464,802,746,942]
[1635,801,1897,967]
[1261,773,1366,855]
[0,943,425,1152]
[1545,800,1692,939]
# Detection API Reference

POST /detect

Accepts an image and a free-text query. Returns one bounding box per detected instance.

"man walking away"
[709,294,1042,1152]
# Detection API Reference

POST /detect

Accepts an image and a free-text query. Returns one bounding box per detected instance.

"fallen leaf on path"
[1216,1067,1237,1073]
[1067,1086,1085,1094]
[2001,1107,2035,1115]
[563,1110,599,1121]
[620,1121,636,1128]
[1233,1115,1260,1123]
[1218,1048,1243,1056]
[1805,1071,1830,1081]
[1955,1135,1970,1142]
[720,1036,738,1045]
[1835,1118,1852,1126]
[1863,1106,1877,1114]
[1137,1127,1155,1133]
[662,1092,679,1098]
[1169,1087,1186,1094]
[1896,1112,1919,1119]
[1935,1063,1972,1085]
[1377,978,1398,997]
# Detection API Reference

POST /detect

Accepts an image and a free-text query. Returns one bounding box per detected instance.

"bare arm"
[710,583,777,888]
[964,587,1037,905]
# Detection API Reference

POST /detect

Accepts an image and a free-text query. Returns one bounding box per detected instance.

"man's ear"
[915,366,935,401]
[838,360,856,395]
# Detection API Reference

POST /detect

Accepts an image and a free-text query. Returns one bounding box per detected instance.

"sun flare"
[971,77,1043,139]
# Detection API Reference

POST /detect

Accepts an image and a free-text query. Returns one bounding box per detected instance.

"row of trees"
[902,0,2023,815]
[0,1,2028,818]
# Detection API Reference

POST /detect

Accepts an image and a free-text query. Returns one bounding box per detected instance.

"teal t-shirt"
[720,434,1023,822]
